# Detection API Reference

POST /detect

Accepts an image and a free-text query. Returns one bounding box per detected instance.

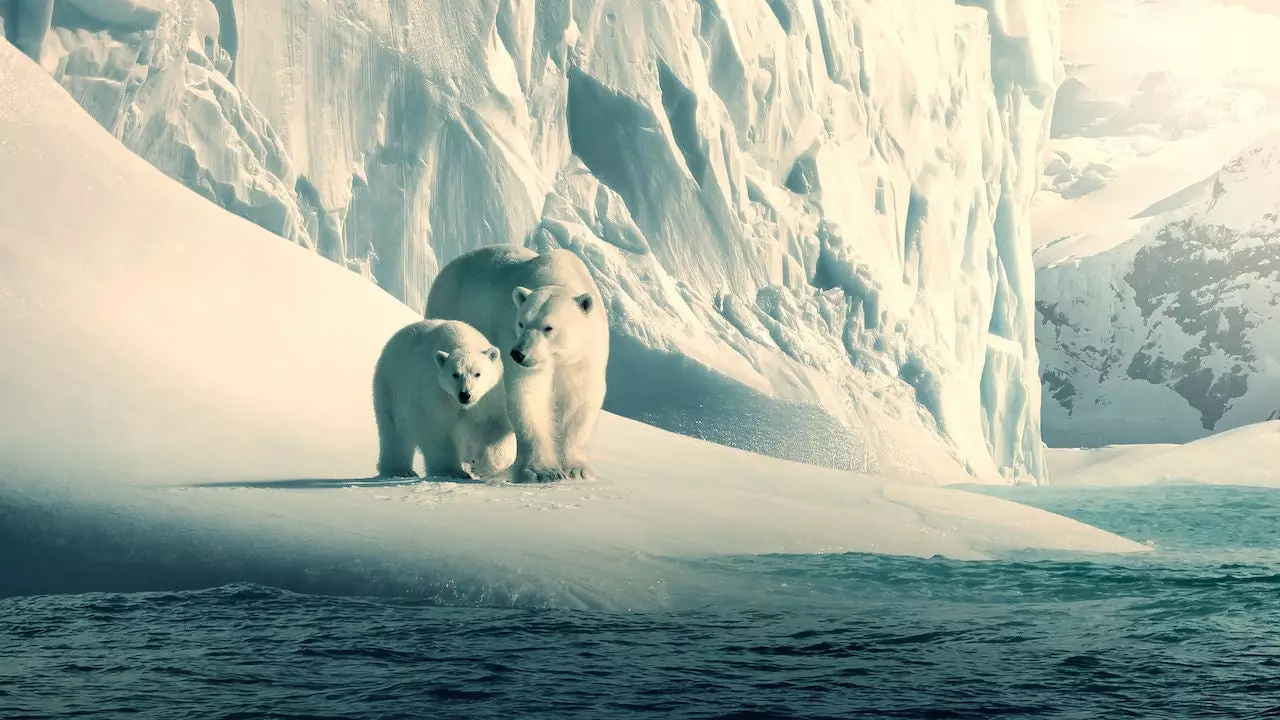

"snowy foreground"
[7,0,1060,482]
[0,43,1144,606]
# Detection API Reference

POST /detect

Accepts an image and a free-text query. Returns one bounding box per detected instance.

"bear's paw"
[563,465,594,481]
[516,464,566,484]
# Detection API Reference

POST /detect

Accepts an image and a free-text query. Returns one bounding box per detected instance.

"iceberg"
[5,0,1061,482]
[0,41,1143,605]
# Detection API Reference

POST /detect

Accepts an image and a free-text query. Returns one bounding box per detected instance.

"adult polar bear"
[426,245,609,484]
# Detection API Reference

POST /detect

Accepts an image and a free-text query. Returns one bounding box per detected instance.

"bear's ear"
[575,293,593,314]
[484,346,499,363]
[435,350,450,367]
[512,286,532,307]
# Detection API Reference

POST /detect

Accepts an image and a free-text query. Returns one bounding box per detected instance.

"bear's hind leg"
[377,433,417,478]
[470,426,516,479]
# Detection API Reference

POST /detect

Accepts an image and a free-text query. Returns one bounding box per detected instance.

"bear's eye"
[518,321,524,328]
[544,326,553,333]
[452,372,461,379]
[472,372,481,378]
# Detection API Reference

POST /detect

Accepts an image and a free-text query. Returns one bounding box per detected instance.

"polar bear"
[425,245,609,483]
[372,319,515,480]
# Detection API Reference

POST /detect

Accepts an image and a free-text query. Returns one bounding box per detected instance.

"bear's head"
[435,345,502,408]
[508,286,597,368]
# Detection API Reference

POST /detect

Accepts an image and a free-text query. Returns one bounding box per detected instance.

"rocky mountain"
[1037,127,1280,446]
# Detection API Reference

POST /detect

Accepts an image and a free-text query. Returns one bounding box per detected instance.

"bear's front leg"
[558,366,605,481]
[376,419,417,478]
[421,434,475,480]
[505,366,564,483]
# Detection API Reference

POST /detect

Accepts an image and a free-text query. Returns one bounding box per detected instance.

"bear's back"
[426,245,537,322]
[425,244,605,348]
[515,248,596,292]
[382,319,489,360]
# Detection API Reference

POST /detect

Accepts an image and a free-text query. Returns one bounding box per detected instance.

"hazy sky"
[1061,0,1280,94]
[1217,0,1280,14]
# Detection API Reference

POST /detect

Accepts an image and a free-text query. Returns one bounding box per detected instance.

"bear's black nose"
[458,391,472,404]
[510,349,525,364]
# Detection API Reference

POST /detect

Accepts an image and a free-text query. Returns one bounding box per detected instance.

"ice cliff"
[2,0,1060,482]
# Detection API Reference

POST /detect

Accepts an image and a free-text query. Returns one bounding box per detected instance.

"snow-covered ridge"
[3,0,1060,482]
[1036,128,1280,447]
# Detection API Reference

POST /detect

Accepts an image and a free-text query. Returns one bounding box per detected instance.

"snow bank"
[1047,421,1280,489]
[0,43,1143,604]
[11,0,1061,482]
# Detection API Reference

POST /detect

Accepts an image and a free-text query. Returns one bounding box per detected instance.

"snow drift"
[1046,421,1280,489]
[0,41,1143,605]
[3,0,1061,482]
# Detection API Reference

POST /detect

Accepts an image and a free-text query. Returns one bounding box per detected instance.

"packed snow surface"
[3,0,1063,482]
[1047,421,1280,489]
[0,42,1143,604]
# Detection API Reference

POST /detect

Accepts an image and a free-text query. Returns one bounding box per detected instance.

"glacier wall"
[4,0,1059,482]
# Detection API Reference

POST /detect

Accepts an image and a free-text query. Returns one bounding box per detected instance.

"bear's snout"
[510,349,526,364]
[458,391,472,405]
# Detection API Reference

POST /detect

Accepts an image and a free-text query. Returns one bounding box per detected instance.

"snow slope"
[0,42,1144,604]
[1047,421,1280,488]
[1,0,1061,482]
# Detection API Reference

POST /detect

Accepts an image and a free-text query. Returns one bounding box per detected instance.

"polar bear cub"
[372,319,515,479]
[425,245,609,483]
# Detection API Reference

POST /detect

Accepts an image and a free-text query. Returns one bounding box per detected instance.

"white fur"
[372,319,515,479]
[425,245,609,483]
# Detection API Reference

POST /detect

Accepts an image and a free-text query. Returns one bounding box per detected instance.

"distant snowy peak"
[1037,129,1280,447]
[1051,71,1271,142]
[1037,0,1280,213]
[1203,130,1280,230]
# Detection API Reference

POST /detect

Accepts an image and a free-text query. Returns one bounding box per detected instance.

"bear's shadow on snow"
[190,475,489,490]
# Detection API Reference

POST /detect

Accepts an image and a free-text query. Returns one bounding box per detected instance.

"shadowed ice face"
[435,347,501,407]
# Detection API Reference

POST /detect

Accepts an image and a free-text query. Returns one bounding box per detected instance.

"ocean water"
[3,483,1279,719]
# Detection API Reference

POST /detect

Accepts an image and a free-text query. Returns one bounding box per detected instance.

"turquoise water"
[3,484,1279,718]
